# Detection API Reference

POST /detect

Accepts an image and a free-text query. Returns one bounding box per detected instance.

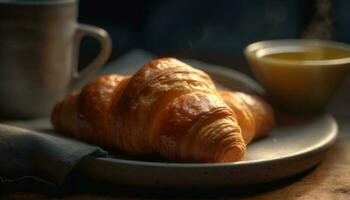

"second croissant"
[51,58,275,163]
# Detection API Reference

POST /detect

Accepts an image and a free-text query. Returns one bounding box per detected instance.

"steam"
[303,0,333,39]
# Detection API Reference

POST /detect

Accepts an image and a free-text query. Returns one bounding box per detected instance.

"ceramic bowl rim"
[244,39,350,67]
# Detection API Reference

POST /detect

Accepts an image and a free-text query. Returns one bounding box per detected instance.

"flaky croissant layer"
[52,58,274,163]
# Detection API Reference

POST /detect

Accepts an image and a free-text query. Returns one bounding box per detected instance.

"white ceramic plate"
[77,61,338,188]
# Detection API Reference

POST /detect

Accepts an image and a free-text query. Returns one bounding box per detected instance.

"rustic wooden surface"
[1,134,349,200]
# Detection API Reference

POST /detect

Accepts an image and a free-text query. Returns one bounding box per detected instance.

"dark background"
[77,0,350,75]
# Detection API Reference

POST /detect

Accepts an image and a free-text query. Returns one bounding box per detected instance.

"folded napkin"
[0,122,107,187]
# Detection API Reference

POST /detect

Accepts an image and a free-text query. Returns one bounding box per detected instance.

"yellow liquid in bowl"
[247,44,350,112]
[261,46,350,61]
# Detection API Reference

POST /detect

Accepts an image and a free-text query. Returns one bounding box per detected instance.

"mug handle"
[71,24,112,87]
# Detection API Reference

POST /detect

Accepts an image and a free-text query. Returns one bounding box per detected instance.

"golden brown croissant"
[52,58,274,163]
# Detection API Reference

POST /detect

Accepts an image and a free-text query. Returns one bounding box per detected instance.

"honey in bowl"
[244,40,350,113]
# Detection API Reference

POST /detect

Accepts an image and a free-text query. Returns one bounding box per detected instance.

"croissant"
[52,58,274,163]
[220,91,275,144]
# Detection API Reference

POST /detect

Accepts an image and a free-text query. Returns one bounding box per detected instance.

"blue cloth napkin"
[0,123,107,186]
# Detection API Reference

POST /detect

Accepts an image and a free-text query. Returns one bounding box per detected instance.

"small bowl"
[244,39,350,113]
